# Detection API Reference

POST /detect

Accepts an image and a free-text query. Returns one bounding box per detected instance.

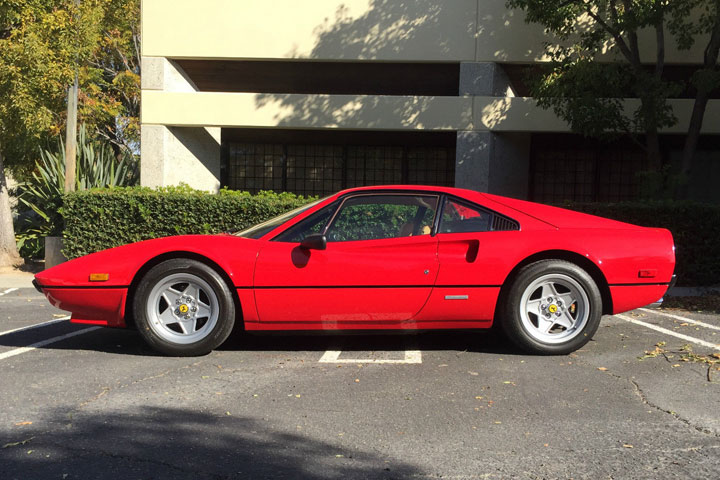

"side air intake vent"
[492,215,520,231]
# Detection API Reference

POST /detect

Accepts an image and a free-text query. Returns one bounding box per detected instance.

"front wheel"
[133,259,235,356]
[502,260,602,355]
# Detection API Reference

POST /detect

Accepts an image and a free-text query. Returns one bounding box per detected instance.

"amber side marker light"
[89,273,110,282]
[638,269,657,279]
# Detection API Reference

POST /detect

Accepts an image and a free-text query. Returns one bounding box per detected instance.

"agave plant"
[14,125,139,258]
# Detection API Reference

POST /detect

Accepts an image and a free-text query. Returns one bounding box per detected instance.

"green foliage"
[61,188,316,259]
[559,201,720,286]
[0,0,107,168]
[14,125,138,258]
[82,0,140,152]
[0,0,139,174]
[508,0,690,140]
[508,0,720,173]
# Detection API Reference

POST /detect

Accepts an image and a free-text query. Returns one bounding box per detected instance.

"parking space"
[1,287,719,479]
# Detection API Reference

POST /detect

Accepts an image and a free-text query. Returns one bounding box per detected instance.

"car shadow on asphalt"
[220,328,520,356]
[0,323,522,357]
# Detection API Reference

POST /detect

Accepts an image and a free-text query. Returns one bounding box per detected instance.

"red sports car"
[34,185,675,356]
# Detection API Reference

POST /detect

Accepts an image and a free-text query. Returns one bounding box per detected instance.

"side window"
[326,195,438,242]
[273,202,338,242]
[439,199,491,233]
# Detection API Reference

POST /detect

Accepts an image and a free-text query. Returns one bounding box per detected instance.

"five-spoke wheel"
[134,259,235,356]
[502,260,601,354]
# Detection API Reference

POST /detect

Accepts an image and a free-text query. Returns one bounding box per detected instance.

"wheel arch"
[124,251,243,330]
[494,250,613,325]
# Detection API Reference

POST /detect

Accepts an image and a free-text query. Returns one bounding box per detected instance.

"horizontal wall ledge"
[141,91,473,131]
[142,91,720,134]
[474,97,720,134]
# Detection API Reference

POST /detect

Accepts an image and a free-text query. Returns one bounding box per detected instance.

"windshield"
[234,197,328,239]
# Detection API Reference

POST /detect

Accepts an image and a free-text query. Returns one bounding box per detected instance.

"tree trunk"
[681,92,710,177]
[680,7,720,177]
[645,126,663,172]
[0,152,22,268]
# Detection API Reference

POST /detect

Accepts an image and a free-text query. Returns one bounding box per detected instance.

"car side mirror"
[300,233,327,250]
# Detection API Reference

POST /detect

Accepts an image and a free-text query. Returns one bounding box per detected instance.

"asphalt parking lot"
[1,286,719,479]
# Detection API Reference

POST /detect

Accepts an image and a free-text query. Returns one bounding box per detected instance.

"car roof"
[334,184,482,198]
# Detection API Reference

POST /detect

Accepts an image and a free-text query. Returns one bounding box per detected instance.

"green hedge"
[560,202,720,287]
[62,186,316,259]
[61,188,719,286]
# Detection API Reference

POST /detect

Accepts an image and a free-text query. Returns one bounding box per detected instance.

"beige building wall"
[140,0,717,195]
[142,0,706,64]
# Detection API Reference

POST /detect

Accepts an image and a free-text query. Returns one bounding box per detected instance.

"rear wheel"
[502,260,602,355]
[133,259,235,356]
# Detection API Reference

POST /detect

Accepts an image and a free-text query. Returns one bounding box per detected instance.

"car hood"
[36,235,261,288]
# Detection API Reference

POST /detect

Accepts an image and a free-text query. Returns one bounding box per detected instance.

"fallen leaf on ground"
[14,421,32,426]
[598,367,608,371]
[2,437,34,449]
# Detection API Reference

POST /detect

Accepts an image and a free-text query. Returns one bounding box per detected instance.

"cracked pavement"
[1,288,719,479]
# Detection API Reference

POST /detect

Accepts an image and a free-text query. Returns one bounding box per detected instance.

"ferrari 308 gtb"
[34,185,675,356]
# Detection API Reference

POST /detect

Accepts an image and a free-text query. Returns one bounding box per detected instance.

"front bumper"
[33,280,128,327]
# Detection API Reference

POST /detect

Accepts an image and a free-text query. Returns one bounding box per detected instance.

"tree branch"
[583,6,634,64]
[704,1,720,69]
[655,13,665,77]
[621,0,642,65]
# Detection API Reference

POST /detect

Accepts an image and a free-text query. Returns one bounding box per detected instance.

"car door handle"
[465,239,479,263]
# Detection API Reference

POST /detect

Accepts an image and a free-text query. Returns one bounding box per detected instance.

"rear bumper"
[646,274,677,309]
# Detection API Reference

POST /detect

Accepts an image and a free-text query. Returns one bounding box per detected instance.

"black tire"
[133,258,235,356]
[501,260,602,355]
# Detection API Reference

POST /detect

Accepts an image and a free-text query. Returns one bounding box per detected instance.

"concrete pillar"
[455,131,492,192]
[455,62,530,199]
[455,131,530,199]
[140,57,222,192]
[459,62,514,97]
[140,124,221,192]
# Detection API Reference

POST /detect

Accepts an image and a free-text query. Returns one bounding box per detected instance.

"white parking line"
[638,308,720,332]
[615,314,720,350]
[0,327,101,361]
[0,316,71,337]
[0,288,18,297]
[319,349,422,364]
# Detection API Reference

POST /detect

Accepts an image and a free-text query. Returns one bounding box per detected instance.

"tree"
[507,0,720,179]
[82,0,140,155]
[0,1,104,267]
[675,1,720,177]
[0,0,139,268]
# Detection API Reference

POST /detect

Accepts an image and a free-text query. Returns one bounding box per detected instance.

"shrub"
[14,125,139,258]
[62,186,316,259]
[559,202,720,287]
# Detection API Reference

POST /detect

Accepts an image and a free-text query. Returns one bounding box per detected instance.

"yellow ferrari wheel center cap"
[179,304,189,314]
[548,304,558,314]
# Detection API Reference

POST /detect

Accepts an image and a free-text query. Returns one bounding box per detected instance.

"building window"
[530,135,647,203]
[223,130,455,196]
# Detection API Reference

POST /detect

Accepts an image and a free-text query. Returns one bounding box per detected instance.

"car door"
[253,193,440,327]
[423,197,520,322]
